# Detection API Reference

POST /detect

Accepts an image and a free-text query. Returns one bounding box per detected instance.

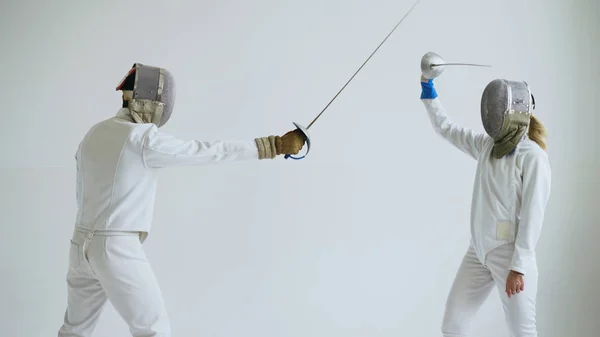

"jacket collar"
[115,108,134,122]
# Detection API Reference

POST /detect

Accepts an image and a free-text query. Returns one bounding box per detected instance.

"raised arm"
[420,78,489,160]
[141,127,305,168]
[509,151,552,275]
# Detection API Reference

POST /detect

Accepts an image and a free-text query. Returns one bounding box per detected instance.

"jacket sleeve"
[141,128,259,168]
[509,151,552,275]
[421,97,490,160]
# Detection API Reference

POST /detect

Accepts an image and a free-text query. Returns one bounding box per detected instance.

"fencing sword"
[420,51,491,80]
[285,0,422,160]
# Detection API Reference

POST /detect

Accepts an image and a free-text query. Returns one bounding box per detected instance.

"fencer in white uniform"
[419,77,551,337]
[57,63,307,337]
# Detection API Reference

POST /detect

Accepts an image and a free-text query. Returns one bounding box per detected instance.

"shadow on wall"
[537,176,600,337]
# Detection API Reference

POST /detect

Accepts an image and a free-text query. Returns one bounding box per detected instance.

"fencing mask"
[115,63,176,127]
[481,79,534,158]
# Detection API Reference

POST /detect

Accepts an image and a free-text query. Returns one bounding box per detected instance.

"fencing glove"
[255,129,306,159]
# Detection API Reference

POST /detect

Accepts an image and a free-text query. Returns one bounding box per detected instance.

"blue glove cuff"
[420,79,438,99]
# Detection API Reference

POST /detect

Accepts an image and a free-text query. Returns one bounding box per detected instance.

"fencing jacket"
[74,108,259,234]
[421,97,551,275]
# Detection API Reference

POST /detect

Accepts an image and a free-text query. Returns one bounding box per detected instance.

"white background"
[1,0,599,336]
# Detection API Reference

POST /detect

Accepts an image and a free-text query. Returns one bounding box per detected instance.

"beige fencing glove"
[255,129,306,159]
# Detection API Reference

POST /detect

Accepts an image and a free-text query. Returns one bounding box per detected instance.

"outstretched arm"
[420,78,489,160]
[141,127,305,168]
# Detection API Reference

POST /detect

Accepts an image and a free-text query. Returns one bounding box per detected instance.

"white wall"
[1,0,598,336]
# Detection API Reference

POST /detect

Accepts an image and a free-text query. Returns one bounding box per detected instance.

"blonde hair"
[528,115,547,150]
[122,90,133,101]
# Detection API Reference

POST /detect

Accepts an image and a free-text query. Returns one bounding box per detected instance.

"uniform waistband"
[74,226,141,236]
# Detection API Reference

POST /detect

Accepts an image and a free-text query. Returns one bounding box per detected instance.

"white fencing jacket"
[74,108,259,234]
[421,98,551,275]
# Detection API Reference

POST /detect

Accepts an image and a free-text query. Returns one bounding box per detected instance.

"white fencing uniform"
[58,108,260,337]
[421,97,551,337]
[443,243,539,337]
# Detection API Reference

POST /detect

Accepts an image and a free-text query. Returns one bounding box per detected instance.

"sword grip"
[283,122,311,161]
[284,152,306,160]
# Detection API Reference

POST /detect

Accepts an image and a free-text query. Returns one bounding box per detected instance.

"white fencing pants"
[57,228,170,337]
[441,243,538,337]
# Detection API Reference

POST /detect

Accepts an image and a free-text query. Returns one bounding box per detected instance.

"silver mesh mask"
[481,79,533,158]
[116,63,176,127]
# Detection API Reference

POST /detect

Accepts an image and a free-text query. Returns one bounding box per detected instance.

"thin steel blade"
[306,0,421,130]
[431,62,492,68]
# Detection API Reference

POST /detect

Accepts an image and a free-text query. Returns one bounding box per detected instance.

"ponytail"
[528,115,547,150]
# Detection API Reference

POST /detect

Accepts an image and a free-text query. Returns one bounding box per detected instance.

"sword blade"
[306,0,421,130]
[431,63,491,68]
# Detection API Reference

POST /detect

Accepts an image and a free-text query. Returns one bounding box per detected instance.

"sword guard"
[284,122,311,160]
